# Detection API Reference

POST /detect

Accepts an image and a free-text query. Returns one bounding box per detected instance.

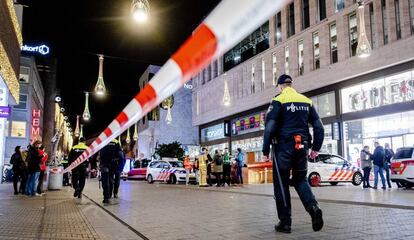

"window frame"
[11,121,26,138]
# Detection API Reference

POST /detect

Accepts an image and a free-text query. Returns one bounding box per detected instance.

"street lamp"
[356,0,371,58]
[131,0,150,23]
[94,55,106,96]
[82,92,91,121]
[74,115,80,137]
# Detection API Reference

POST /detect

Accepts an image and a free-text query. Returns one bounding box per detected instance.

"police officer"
[61,156,70,186]
[262,74,324,233]
[99,138,124,204]
[68,137,89,198]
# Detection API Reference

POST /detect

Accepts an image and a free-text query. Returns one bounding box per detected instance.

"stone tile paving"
[83,180,414,240]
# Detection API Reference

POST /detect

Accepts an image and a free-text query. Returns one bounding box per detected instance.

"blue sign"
[21,44,50,55]
[0,106,11,118]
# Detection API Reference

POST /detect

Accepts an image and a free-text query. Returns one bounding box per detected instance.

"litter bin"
[48,166,63,190]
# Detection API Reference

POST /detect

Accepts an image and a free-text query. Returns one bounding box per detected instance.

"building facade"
[137,65,198,159]
[192,0,414,182]
[0,0,22,177]
[5,56,45,160]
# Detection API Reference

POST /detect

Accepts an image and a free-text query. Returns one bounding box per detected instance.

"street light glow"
[131,0,150,23]
[133,9,148,22]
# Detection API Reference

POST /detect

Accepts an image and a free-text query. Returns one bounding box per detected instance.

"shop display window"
[232,137,264,162]
[310,124,339,155]
[341,70,414,113]
[310,92,336,118]
[11,121,26,138]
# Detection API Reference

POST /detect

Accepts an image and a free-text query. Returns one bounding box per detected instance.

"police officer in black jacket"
[262,75,325,234]
[68,137,88,198]
[99,138,124,204]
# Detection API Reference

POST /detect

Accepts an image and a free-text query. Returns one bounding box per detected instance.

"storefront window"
[343,110,414,163]
[203,143,229,156]
[11,121,26,138]
[310,124,339,155]
[311,92,336,118]
[232,137,264,162]
[231,111,265,136]
[341,70,414,113]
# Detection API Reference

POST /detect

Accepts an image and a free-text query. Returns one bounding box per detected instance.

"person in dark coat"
[372,142,386,189]
[68,137,89,198]
[384,143,394,188]
[10,146,26,195]
[25,141,42,196]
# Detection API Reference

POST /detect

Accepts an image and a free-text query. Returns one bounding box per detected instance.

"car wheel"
[329,182,339,186]
[147,174,154,184]
[308,172,321,187]
[352,172,363,186]
[169,174,177,184]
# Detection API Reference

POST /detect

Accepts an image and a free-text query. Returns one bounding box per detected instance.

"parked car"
[126,158,151,180]
[307,153,363,187]
[391,147,414,189]
[146,159,196,184]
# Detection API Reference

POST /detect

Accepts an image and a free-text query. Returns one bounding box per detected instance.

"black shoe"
[102,199,110,204]
[382,186,386,189]
[388,185,392,188]
[113,194,118,199]
[309,205,324,232]
[78,193,82,198]
[73,190,79,198]
[14,192,18,195]
[373,186,378,189]
[275,222,291,233]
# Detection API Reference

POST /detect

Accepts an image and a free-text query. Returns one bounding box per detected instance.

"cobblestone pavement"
[0,183,140,240]
[82,180,414,240]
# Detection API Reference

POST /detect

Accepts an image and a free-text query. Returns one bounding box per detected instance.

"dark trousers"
[113,171,120,195]
[63,172,70,186]
[207,164,212,186]
[363,167,371,187]
[385,164,392,188]
[236,165,243,184]
[272,142,317,226]
[214,172,222,186]
[12,170,26,194]
[72,171,86,194]
[101,170,114,200]
[36,171,45,194]
[223,164,231,185]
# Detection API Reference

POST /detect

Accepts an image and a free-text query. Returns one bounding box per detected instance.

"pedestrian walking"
[213,150,223,187]
[193,157,199,184]
[222,148,231,186]
[262,74,324,233]
[183,155,192,185]
[26,141,42,197]
[68,137,89,198]
[235,148,244,185]
[112,143,126,199]
[36,146,48,195]
[99,138,124,204]
[10,146,26,195]
[372,142,386,189]
[206,150,213,186]
[384,143,394,188]
[360,146,372,188]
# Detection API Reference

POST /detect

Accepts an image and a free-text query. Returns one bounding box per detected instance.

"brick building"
[191,0,414,182]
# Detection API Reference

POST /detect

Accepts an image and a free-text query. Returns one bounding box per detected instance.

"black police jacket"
[262,87,324,156]
[99,140,125,172]
[68,142,89,173]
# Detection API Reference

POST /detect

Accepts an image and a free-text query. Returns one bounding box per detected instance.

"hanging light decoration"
[82,92,91,121]
[94,54,106,96]
[131,0,150,23]
[80,124,84,138]
[356,0,372,58]
[126,128,131,144]
[74,115,80,137]
[133,122,138,141]
[165,105,172,125]
[223,76,231,106]
[118,135,122,146]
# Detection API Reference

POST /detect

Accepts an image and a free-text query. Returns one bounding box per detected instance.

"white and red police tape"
[64,0,293,173]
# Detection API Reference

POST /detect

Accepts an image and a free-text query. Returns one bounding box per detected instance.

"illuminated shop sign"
[201,123,226,142]
[22,44,50,55]
[231,111,266,136]
[0,106,10,118]
[31,109,42,140]
[342,71,414,113]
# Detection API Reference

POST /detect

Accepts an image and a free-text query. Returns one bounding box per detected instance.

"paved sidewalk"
[0,183,140,240]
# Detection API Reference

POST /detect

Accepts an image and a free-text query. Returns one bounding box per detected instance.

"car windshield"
[169,161,183,168]
[394,148,413,159]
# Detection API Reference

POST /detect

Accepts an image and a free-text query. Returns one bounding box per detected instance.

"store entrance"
[376,136,404,151]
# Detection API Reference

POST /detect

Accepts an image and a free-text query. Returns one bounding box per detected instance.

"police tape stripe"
[63,0,293,173]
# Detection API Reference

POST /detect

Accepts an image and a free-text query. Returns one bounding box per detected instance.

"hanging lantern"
[82,92,91,121]
[165,105,172,124]
[223,78,231,106]
[131,0,150,23]
[80,124,84,138]
[133,122,138,141]
[74,115,80,137]
[356,0,371,58]
[126,128,131,144]
[94,55,106,96]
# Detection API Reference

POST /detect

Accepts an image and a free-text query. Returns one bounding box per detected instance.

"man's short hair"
[79,137,86,142]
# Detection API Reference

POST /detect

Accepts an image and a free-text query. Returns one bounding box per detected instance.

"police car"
[391,147,414,189]
[146,159,196,184]
[307,154,363,187]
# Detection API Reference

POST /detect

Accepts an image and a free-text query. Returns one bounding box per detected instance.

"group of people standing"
[9,140,48,196]
[360,142,394,189]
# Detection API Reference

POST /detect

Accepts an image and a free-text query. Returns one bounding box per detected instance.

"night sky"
[20,0,220,138]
